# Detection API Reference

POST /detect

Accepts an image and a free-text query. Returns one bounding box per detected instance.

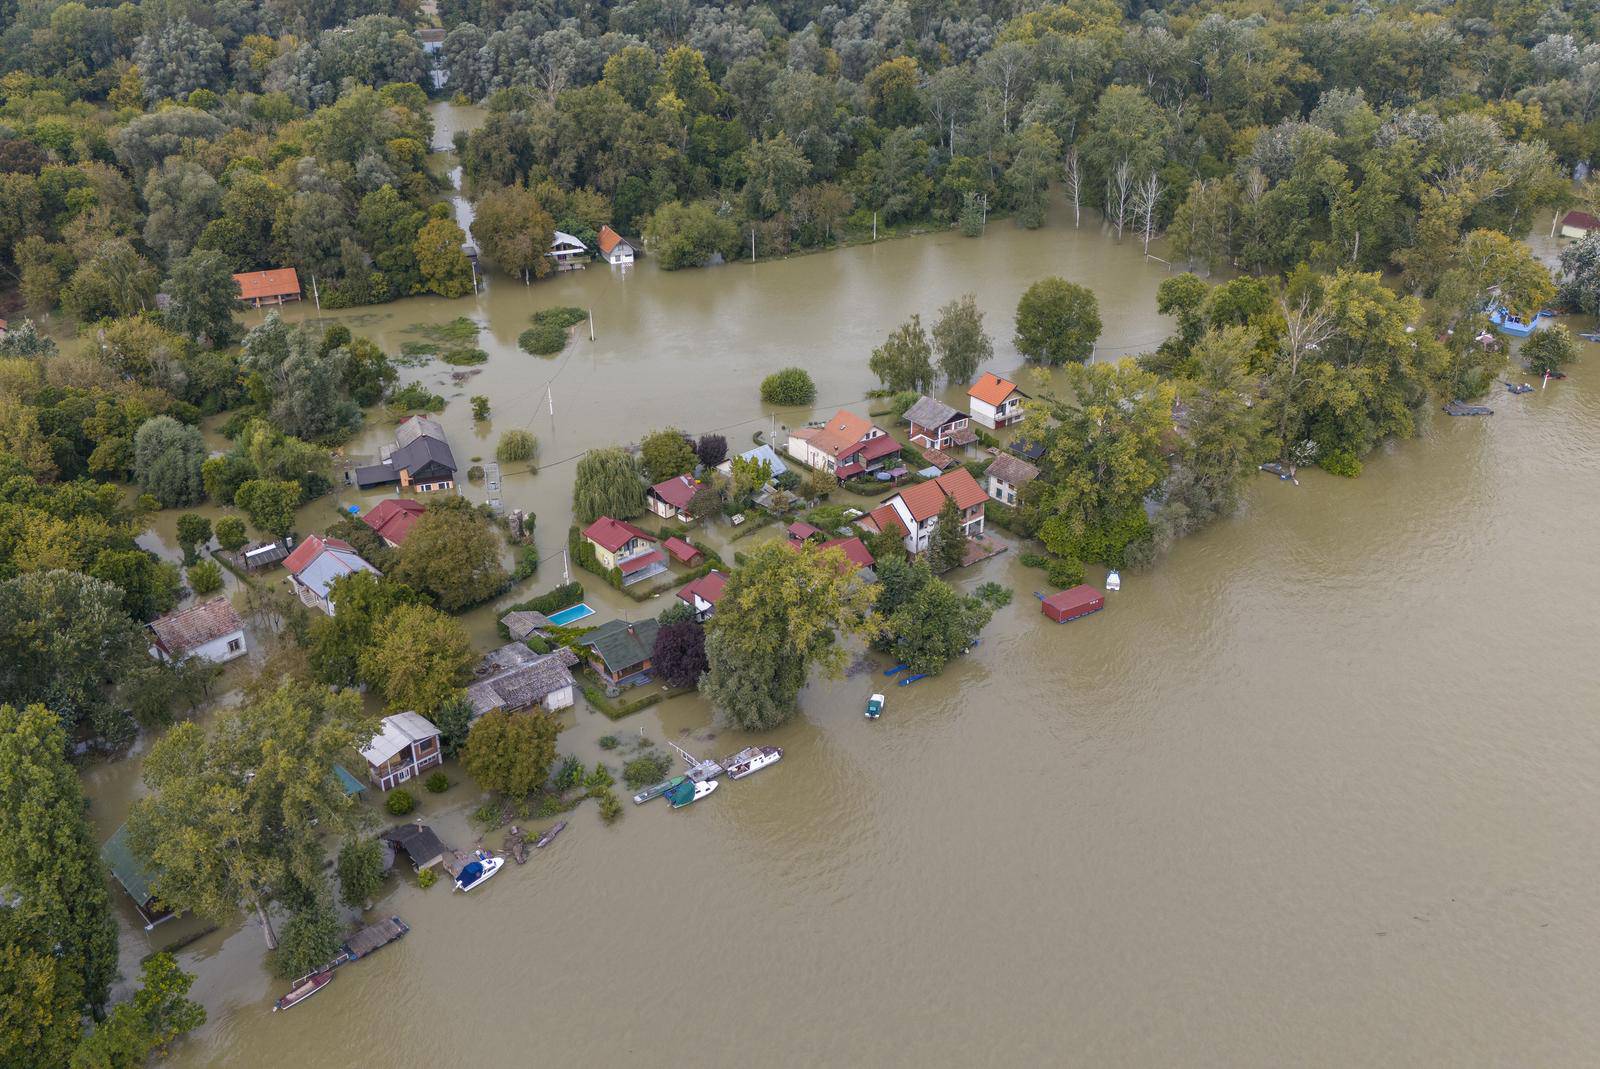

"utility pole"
[546,385,554,416]
[588,309,595,341]
[311,274,321,312]
[872,211,878,241]
[751,228,756,262]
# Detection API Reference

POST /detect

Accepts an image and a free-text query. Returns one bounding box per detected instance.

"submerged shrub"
[760,366,816,405]
[385,788,415,815]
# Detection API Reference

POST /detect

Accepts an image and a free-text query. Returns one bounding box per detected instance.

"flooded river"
[94,105,1600,1066]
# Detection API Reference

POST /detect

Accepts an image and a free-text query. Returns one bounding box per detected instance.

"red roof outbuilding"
[663,536,703,564]
[1040,585,1104,623]
[361,498,426,546]
[233,268,301,305]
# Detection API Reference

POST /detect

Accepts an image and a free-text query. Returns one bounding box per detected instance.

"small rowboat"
[883,663,909,677]
[273,970,332,1012]
[535,821,566,848]
[898,673,928,687]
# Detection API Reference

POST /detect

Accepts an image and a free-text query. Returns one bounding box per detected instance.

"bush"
[597,790,623,824]
[585,762,615,791]
[598,735,620,750]
[1319,448,1362,478]
[424,771,450,793]
[1019,552,1049,569]
[472,801,505,830]
[622,752,673,790]
[518,322,567,355]
[467,464,485,481]
[440,347,488,366]
[760,366,816,405]
[497,430,538,464]
[1046,557,1085,588]
[535,306,587,329]
[388,383,444,412]
[385,788,415,815]
[417,867,438,889]
[976,582,1013,607]
[554,755,584,790]
[187,559,223,595]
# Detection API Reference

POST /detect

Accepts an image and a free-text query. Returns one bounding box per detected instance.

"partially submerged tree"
[869,314,937,393]
[390,497,508,612]
[129,682,376,950]
[0,704,120,1064]
[133,416,206,507]
[462,709,559,798]
[702,542,879,730]
[1014,277,1101,365]
[639,428,698,483]
[361,603,474,713]
[931,293,993,386]
[572,447,645,523]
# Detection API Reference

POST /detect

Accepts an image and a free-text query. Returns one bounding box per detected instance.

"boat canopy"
[665,780,697,806]
[458,860,484,885]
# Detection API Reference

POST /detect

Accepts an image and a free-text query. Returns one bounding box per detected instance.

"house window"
[227,638,242,652]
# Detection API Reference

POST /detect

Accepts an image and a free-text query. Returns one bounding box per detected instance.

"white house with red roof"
[283,534,380,615]
[785,409,902,478]
[148,597,247,664]
[1560,210,1597,239]
[581,516,667,585]
[967,372,1026,429]
[676,570,728,621]
[597,225,635,265]
[646,474,699,522]
[864,468,988,554]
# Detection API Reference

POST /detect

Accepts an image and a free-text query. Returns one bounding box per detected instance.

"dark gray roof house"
[354,415,458,491]
[578,618,660,684]
[500,611,550,641]
[383,822,447,871]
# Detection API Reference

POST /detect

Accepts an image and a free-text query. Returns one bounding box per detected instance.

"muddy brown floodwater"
[88,103,1600,1067]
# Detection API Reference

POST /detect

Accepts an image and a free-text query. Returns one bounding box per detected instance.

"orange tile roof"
[805,410,875,458]
[867,503,907,537]
[233,268,301,301]
[598,225,625,255]
[896,480,949,522]
[968,372,1019,407]
[934,467,988,510]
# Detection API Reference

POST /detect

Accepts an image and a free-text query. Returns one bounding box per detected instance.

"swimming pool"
[546,603,595,626]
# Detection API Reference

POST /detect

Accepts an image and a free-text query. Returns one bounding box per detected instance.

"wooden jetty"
[321,916,409,973]
[636,742,725,802]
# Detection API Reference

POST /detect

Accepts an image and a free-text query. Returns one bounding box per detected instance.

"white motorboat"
[723,746,783,780]
[453,851,503,892]
[1105,570,1122,592]
[669,779,718,808]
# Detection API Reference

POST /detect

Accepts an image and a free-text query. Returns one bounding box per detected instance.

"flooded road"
[103,105,1600,1066]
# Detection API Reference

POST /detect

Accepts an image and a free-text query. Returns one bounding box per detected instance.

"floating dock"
[1443,401,1494,416]
[323,916,409,972]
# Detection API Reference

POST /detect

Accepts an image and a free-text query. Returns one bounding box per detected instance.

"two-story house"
[904,396,975,450]
[786,409,903,478]
[676,570,727,621]
[646,474,699,522]
[968,372,1026,429]
[582,516,667,585]
[985,454,1039,507]
[360,711,443,790]
[866,468,988,555]
[353,415,458,493]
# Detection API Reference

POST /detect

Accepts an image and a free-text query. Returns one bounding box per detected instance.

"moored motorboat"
[667,779,718,808]
[1106,570,1122,591]
[535,821,566,848]
[633,774,687,804]
[723,746,782,780]
[866,693,884,719]
[453,850,503,892]
[273,970,332,1012]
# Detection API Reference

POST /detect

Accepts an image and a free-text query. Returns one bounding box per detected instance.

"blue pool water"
[546,603,595,626]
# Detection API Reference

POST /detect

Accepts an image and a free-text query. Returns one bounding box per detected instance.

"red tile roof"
[968,372,1020,407]
[677,570,727,607]
[148,597,243,655]
[851,435,902,462]
[598,225,627,255]
[663,536,702,564]
[893,468,988,522]
[796,410,875,458]
[934,467,988,510]
[819,536,874,570]
[582,517,656,553]
[787,521,822,541]
[618,548,666,575]
[233,268,301,301]
[649,474,698,510]
[283,534,353,575]
[1563,210,1598,231]
[361,498,426,545]
[868,503,908,538]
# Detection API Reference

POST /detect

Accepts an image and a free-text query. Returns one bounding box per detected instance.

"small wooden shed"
[1040,585,1104,624]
